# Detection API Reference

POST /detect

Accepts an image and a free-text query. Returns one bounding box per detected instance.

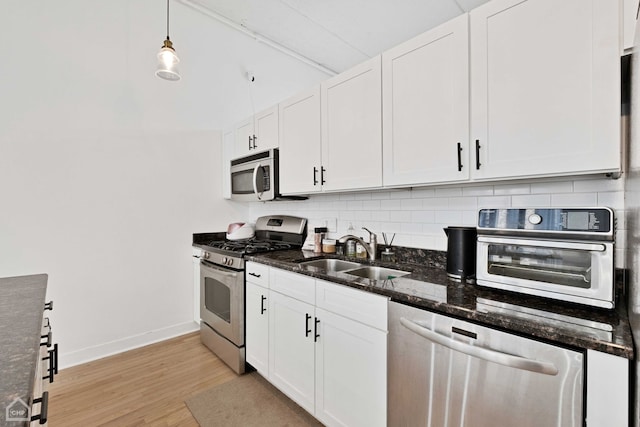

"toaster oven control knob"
[528,213,542,225]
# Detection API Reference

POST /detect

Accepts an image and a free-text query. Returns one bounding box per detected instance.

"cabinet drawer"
[270,269,315,305]
[246,262,270,287]
[316,280,388,331]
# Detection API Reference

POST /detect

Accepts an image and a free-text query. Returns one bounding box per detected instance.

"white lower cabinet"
[245,281,269,375]
[244,263,388,427]
[315,307,386,427]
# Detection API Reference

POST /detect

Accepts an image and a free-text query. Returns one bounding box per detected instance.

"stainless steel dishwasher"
[388,301,584,427]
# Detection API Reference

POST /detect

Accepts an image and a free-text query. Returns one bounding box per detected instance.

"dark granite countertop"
[0,274,48,426]
[245,249,634,359]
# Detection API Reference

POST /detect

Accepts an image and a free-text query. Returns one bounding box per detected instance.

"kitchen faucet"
[338,227,377,261]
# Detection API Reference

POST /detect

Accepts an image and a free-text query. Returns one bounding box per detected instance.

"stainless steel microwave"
[230,149,305,202]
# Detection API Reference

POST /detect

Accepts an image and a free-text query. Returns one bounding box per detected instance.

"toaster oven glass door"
[477,236,614,308]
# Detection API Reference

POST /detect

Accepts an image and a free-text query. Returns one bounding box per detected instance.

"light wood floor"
[49,332,238,426]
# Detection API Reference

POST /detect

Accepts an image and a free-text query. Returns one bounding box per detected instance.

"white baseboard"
[59,321,200,369]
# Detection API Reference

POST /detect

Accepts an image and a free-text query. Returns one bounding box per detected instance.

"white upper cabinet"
[278,87,323,195]
[221,128,234,199]
[382,15,470,187]
[470,0,621,180]
[321,56,383,191]
[624,0,639,51]
[233,105,279,159]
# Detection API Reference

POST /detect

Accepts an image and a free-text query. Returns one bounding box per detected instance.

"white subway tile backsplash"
[597,191,624,210]
[411,210,435,223]
[389,190,413,199]
[412,188,436,199]
[355,192,373,200]
[435,187,463,197]
[248,176,625,256]
[435,210,462,224]
[347,200,363,210]
[511,194,551,207]
[449,196,478,210]
[550,192,597,206]
[401,222,423,234]
[530,180,573,194]
[390,211,411,222]
[401,198,423,210]
[424,197,449,210]
[494,183,531,195]
[362,200,382,210]
[573,177,624,193]
[462,185,494,197]
[478,195,511,208]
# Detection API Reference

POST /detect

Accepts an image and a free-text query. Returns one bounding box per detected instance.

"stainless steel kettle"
[443,226,477,283]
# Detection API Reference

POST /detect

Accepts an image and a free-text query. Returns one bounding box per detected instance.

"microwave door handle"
[252,163,264,200]
[399,317,558,376]
[477,236,606,252]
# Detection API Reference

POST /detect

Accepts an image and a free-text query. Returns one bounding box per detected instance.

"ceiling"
[177,0,491,75]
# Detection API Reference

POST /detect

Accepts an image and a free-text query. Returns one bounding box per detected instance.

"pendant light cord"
[166,0,170,40]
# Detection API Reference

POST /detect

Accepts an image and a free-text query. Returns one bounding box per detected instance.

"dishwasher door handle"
[399,317,558,376]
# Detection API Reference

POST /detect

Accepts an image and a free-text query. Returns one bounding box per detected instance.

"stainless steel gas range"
[195,215,307,374]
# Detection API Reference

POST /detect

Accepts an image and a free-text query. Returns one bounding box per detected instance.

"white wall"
[249,176,626,268]
[0,0,326,367]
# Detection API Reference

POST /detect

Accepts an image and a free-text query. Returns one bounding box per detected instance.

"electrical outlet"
[323,217,337,233]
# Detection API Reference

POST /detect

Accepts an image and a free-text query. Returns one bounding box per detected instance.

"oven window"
[204,277,231,323]
[487,244,592,289]
[231,166,271,195]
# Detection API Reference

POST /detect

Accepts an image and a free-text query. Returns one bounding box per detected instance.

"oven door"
[200,260,244,346]
[476,236,614,308]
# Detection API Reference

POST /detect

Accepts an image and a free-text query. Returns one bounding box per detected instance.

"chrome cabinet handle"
[252,134,257,149]
[313,167,318,185]
[399,317,558,376]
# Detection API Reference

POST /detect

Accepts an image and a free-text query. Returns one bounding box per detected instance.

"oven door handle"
[399,317,559,376]
[477,236,606,252]
[252,163,264,201]
[200,261,239,278]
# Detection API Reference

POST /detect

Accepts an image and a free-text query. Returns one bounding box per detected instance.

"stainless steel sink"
[299,258,362,272]
[344,266,410,280]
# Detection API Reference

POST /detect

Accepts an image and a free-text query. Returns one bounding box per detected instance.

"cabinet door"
[470,0,620,180]
[382,15,470,187]
[245,282,269,375]
[321,56,382,191]
[624,0,639,51]
[279,86,322,195]
[268,291,315,414]
[254,105,279,152]
[221,128,234,200]
[234,117,254,158]
[315,308,386,427]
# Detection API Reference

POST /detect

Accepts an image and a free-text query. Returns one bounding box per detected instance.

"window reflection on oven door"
[199,261,244,346]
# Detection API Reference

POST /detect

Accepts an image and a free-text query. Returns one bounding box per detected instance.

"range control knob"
[528,213,543,225]
[226,258,234,266]
[202,252,210,259]
[221,257,228,264]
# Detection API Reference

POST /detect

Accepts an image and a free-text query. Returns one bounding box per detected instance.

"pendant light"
[156,0,181,81]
